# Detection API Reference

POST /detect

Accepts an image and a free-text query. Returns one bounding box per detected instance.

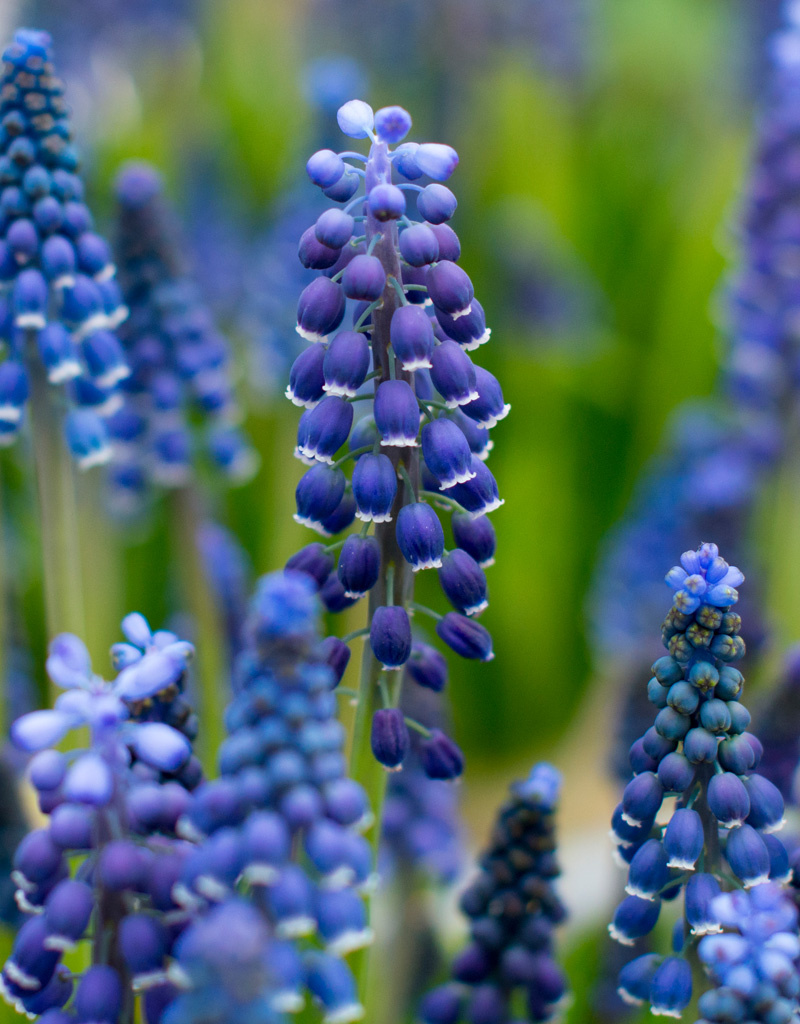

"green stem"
[169,487,227,775]
[409,601,443,621]
[349,138,420,1009]
[28,354,85,640]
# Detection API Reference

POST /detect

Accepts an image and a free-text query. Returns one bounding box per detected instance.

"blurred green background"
[0,0,792,1016]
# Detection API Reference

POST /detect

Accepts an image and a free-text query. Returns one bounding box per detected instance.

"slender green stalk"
[28,352,85,640]
[169,486,227,774]
[348,139,420,1007]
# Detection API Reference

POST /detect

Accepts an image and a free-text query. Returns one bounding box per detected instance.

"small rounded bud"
[352,452,397,522]
[342,253,387,301]
[315,209,355,249]
[396,502,445,571]
[371,708,410,769]
[375,105,412,143]
[370,606,412,670]
[307,149,346,188]
[399,223,439,267]
[406,642,448,692]
[368,183,406,221]
[420,729,464,779]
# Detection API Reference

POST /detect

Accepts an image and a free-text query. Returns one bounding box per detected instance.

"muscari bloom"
[107,161,256,512]
[161,572,372,1024]
[1,615,199,1020]
[610,544,792,1017]
[287,99,507,775]
[420,763,567,1024]
[0,29,131,465]
[696,884,800,1024]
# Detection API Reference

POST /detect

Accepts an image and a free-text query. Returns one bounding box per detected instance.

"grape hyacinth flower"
[1,616,198,1020]
[108,161,256,511]
[162,572,372,1023]
[696,885,800,1024]
[0,29,130,464]
[287,99,508,787]
[610,543,791,1016]
[420,764,567,1024]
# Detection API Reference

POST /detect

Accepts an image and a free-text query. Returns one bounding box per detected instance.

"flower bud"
[683,727,718,764]
[315,209,355,249]
[294,464,347,532]
[427,261,473,319]
[316,637,351,688]
[74,965,122,1024]
[396,502,445,571]
[439,549,488,616]
[299,227,341,270]
[420,728,464,779]
[621,772,663,827]
[375,105,412,143]
[463,367,510,428]
[0,359,28,422]
[743,774,786,833]
[371,708,410,769]
[436,611,493,661]
[448,457,503,517]
[650,956,692,1018]
[337,535,380,598]
[656,752,693,793]
[452,511,496,566]
[617,953,662,1005]
[374,379,419,447]
[296,396,353,464]
[287,344,326,408]
[422,417,475,489]
[342,253,386,301]
[368,183,406,221]
[285,543,335,588]
[435,299,490,351]
[663,808,703,869]
[390,304,435,370]
[406,642,448,691]
[718,734,756,773]
[37,324,80,383]
[430,340,478,408]
[337,99,374,138]
[725,823,770,887]
[370,606,412,670]
[417,183,458,222]
[685,873,721,935]
[352,452,397,522]
[699,698,731,733]
[305,950,362,1024]
[319,491,357,537]
[399,223,439,267]
[625,839,670,900]
[297,277,346,342]
[609,895,661,945]
[323,330,371,397]
[708,772,750,828]
[307,149,346,188]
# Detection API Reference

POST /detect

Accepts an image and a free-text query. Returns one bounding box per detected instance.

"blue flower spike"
[609,544,798,1019]
[0,29,131,463]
